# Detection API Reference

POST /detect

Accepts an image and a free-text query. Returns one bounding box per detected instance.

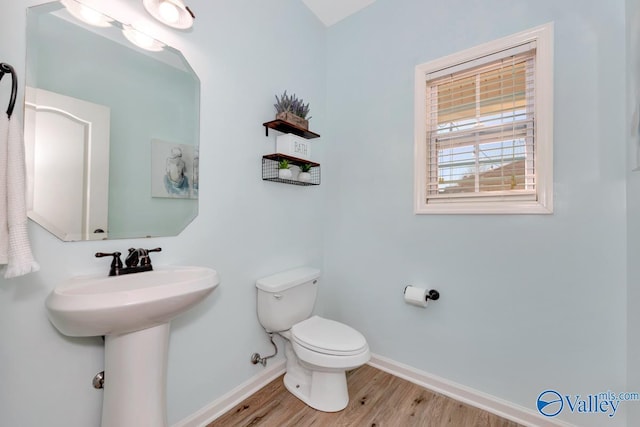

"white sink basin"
[45,266,219,337]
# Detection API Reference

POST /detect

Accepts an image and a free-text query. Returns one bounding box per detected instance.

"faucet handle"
[141,247,162,266]
[124,248,162,268]
[139,247,161,266]
[95,252,123,276]
[95,252,122,266]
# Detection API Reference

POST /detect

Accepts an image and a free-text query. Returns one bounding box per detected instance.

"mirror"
[24,1,200,241]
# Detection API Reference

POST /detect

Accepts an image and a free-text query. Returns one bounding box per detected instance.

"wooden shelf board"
[262,154,320,167]
[263,119,320,139]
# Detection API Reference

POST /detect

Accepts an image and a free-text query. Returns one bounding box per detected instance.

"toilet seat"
[291,316,368,356]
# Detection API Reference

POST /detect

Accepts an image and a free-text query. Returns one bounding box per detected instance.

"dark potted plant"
[274,91,311,130]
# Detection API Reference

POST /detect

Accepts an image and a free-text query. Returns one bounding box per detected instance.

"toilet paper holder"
[404,286,440,301]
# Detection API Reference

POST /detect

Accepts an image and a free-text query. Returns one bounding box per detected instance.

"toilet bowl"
[291,316,369,370]
[256,268,370,412]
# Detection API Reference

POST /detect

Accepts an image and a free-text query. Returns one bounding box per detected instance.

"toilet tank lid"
[256,267,321,292]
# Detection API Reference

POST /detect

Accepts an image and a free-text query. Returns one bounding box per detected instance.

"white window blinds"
[424,43,536,202]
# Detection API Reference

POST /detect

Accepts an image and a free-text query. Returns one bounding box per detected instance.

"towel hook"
[0,62,18,118]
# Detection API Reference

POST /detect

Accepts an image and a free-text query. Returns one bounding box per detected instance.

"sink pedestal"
[102,324,170,427]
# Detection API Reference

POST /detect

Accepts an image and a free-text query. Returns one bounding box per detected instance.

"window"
[414,24,553,214]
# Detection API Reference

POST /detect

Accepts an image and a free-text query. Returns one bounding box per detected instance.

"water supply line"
[251,332,278,367]
[93,371,105,389]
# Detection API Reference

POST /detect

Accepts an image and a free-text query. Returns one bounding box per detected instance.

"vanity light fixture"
[143,0,195,29]
[122,25,165,52]
[61,0,112,28]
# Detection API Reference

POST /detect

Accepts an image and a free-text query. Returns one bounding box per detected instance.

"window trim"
[414,23,554,214]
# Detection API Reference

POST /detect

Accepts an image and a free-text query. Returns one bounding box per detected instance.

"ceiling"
[302,0,375,27]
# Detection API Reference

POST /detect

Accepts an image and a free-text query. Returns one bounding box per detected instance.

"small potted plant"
[274,91,311,130]
[278,159,292,179]
[298,163,312,183]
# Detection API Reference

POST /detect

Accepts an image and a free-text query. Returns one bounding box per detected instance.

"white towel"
[0,113,8,265]
[2,115,39,278]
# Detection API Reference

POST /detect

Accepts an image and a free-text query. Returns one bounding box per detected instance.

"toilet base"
[283,369,349,412]
[282,340,349,412]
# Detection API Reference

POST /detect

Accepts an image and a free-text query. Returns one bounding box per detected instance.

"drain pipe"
[251,332,278,367]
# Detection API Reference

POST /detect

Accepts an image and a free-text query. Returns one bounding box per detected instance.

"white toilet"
[256,267,370,412]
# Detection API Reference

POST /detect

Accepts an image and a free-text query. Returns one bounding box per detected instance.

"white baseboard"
[368,354,574,427]
[173,354,574,427]
[172,360,286,427]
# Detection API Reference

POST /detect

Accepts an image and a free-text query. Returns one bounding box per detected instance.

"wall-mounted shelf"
[263,119,320,139]
[262,154,320,186]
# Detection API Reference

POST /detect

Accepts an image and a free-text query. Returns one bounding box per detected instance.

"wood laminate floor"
[207,365,524,427]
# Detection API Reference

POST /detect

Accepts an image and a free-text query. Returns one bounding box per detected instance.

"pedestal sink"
[45,266,219,427]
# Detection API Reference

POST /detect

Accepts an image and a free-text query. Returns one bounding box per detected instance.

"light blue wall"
[627,0,640,425]
[322,1,627,426]
[0,0,635,426]
[0,0,325,425]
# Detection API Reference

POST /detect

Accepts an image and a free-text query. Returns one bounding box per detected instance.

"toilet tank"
[256,267,320,332]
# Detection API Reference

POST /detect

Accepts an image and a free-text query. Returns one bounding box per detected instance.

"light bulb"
[158,1,180,23]
[143,0,194,29]
[61,0,112,27]
[79,4,104,26]
[122,26,164,52]
[134,31,153,48]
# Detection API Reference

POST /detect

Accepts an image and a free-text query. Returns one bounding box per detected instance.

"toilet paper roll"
[404,285,428,308]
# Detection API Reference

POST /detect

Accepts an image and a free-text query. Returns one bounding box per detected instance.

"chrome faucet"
[96,248,162,276]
